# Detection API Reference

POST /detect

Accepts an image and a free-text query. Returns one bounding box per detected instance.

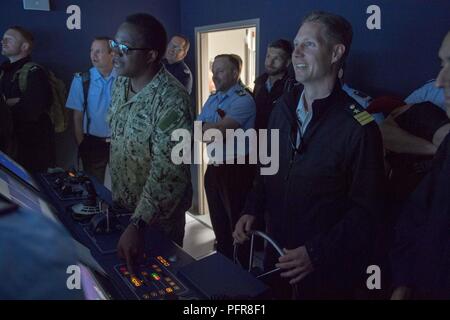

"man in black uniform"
[233,11,385,299]
[0,26,53,173]
[253,39,293,131]
[390,31,450,300]
[380,101,450,201]
[0,96,13,154]
[163,35,193,94]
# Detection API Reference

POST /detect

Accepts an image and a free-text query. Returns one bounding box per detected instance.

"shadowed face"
[165,36,188,64]
[1,29,27,58]
[265,47,290,76]
[212,56,239,92]
[436,32,450,117]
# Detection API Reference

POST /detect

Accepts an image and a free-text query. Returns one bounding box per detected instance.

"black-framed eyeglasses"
[109,40,152,55]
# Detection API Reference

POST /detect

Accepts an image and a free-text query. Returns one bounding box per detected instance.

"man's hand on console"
[117,222,145,275]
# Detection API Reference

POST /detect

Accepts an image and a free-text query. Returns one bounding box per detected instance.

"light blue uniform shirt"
[66,67,117,138]
[342,83,385,124]
[405,80,445,110]
[197,83,256,161]
[296,90,314,146]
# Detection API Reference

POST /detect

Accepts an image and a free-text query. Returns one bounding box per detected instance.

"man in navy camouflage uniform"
[109,14,193,271]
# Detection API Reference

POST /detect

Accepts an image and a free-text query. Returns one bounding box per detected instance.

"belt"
[209,155,251,167]
[85,134,111,143]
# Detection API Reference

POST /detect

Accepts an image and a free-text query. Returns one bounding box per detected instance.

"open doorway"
[193,19,259,219]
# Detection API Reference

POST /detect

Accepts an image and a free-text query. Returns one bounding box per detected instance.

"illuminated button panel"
[115,257,187,300]
[42,171,89,201]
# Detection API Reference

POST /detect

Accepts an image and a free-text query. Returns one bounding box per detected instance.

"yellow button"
[131,277,142,287]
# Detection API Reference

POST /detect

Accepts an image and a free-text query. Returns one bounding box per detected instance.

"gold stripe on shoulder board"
[350,105,374,126]
[354,111,374,125]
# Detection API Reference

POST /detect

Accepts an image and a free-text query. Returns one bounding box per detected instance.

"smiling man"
[108,14,193,272]
[234,11,385,299]
[163,35,193,94]
[198,54,256,259]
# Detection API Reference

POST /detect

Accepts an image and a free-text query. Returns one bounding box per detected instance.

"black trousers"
[14,114,55,173]
[204,162,255,259]
[78,135,110,183]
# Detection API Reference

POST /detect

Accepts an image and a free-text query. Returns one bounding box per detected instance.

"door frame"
[194,19,260,215]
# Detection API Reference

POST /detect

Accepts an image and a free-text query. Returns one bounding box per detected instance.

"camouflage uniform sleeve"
[107,77,124,125]
[132,91,193,224]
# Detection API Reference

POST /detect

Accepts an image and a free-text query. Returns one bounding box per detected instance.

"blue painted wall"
[180,0,450,98]
[0,0,181,168]
[0,0,448,211]
[0,0,181,84]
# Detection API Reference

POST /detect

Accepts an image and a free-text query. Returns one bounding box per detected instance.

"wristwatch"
[130,217,147,231]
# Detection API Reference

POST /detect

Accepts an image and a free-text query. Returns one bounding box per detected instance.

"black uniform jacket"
[391,133,450,299]
[0,56,51,123]
[245,81,386,294]
[253,72,289,130]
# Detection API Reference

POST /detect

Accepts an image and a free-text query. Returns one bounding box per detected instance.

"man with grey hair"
[234,11,385,299]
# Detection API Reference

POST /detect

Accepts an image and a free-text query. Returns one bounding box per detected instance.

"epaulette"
[352,89,370,99]
[425,79,436,84]
[347,104,374,126]
[236,89,247,96]
[74,72,90,84]
[29,65,40,72]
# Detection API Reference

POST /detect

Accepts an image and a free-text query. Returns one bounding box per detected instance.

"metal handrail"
[234,230,284,279]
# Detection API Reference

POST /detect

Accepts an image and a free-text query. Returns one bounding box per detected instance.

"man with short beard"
[253,39,293,131]
[0,26,53,172]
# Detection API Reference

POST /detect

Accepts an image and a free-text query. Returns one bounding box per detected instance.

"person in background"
[163,35,193,94]
[66,36,116,183]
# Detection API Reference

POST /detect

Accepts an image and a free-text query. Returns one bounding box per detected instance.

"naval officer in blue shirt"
[405,79,445,110]
[390,31,450,300]
[66,37,117,183]
[198,54,256,259]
